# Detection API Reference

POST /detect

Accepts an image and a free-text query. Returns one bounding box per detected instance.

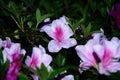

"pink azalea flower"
[6,53,22,80]
[25,45,52,80]
[0,37,12,49]
[25,45,52,69]
[75,40,97,70]
[61,75,74,80]
[109,3,120,29]
[6,61,21,80]
[94,40,120,75]
[2,43,25,63]
[40,16,77,52]
[2,37,12,48]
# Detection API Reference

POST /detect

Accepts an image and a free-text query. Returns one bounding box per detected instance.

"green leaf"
[38,64,49,80]
[36,13,52,28]
[27,21,33,28]
[72,18,85,31]
[18,72,28,80]
[0,49,3,62]
[8,1,18,17]
[48,65,78,79]
[88,0,96,12]
[82,23,92,37]
[55,53,66,67]
[36,8,41,23]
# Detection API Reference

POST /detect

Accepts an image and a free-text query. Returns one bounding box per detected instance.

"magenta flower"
[2,43,25,63]
[75,32,107,72]
[6,59,21,80]
[110,3,120,29]
[25,45,52,70]
[94,40,120,75]
[6,52,22,80]
[25,45,52,80]
[40,16,77,52]
[0,37,12,49]
[75,40,97,70]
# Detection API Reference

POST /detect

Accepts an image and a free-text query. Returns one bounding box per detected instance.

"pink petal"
[75,41,96,66]
[107,62,120,73]
[94,45,104,60]
[31,47,42,68]
[102,46,112,68]
[59,16,68,25]
[42,53,52,67]
[52,18,73,39]
[25,56,31,67]
[48,40,62,52]
[31,75,38,80]
[99,63,110,75]
[39,45,46,54]
[54,26,64,42]
[61,75,74,80]
[40,25,55,39]
[62,38,77,48]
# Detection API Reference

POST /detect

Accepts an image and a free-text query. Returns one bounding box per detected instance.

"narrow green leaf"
[36,8,41,22]
[84,23,92,37]
[38,64,49,80]
[18,72,28,80]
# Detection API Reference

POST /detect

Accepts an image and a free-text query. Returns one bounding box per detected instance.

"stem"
[10,15,24,32]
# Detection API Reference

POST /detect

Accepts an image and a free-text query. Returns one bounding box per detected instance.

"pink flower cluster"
[0,37,26,80]
[3,15,120,79]
[75,32,120,75]
[0,16,76,80]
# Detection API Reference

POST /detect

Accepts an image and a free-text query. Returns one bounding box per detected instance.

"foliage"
[0,0,120,80]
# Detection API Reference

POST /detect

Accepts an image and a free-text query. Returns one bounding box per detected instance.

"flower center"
[55,26,64,42]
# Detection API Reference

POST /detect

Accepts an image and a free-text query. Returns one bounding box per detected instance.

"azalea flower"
[2,37,12,48]
[2,43,25,63]
[40,16,77,52]
[75,40,97,71]
[61,75,74,80]
[75,32,106,72]
[94,40,120,75]
[6,53,21,80]
[25,45,52,69]
[110,3,120,29]
[25,45,52,80]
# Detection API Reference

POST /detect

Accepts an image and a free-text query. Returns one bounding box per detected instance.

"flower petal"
[40,25,55,39]
[94,45,104,60]
[42,53,52,67]
[62,38,77,48]
[61,75,74,80]
[99,63,110,75]
[25,56,31,67]
[31,75,38,80]
[48,40,62,53]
